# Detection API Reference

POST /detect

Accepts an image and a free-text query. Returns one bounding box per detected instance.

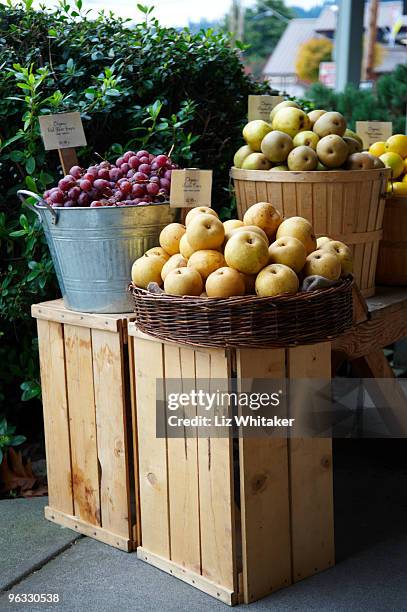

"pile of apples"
[369,134,407,196]
[234,100,385,172]
[42,150,177,208]
[131,202,353,299]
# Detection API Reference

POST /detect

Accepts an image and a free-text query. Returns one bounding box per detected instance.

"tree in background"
[242,0,294,77]
[295,38,333,83]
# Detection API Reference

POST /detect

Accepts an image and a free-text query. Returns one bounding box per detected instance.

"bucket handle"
[17,190,59,225]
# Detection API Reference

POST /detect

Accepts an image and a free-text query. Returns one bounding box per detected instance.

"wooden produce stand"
[128,326,334,605]
[376,195,407,285]
[32,300,138,551]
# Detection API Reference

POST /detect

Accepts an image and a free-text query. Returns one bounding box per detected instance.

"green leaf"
[0,449,3,465]
[9,435,26,446]
[1,132,24,149]
[25,156,36,174]
[25,176,37,192]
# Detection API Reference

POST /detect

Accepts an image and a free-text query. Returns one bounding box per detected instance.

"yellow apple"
[144,246,170,261]
[369,141,386,157]
[269,100,300,123]
[276,217,317,254]
[243,201,282,239]
[164,267,203,296]
[185,206,218,227]
[313,111,346,137]
[316,236,332,248]
[187,249,226,281]
[385,134,407,159]
[161,253,187,281]
[223,219,244,240]
[344,129,363,148]
[242,153,272,170]
[272,107,310,138]
[255,263,299,297]
[179,233,195,259]
[379,152,404,179]
[131,252,167,288]
[205,267,245,298]
[307,109,327,126]
[392,182,407,196]
[268,236,307,273]
[234,144,254,168]
[320,240,353,276]
[293,130,319,150]
[243,120,272,152]
[269,165,289,171]
[261,130,293,162]
[235,224,269,244]
[304,250,341,280]
[316,135,348,168]
[186,213,225,251]
[287,145,318,171]
[224,230,269,275]
[159,223,186,255]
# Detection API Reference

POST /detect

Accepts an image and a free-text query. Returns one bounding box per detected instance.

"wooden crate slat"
[134,336,170,557]
[164,344,201,573]
[91,328,131,538]
[196,349,236,592]
[37,320,73,515]
[45,506,132,552]
[64,324,101,526]
[32,301,127,332]
[287,342,334,582]
[237,348,292,603]
[128,328,142,546]
[137,547,237,606]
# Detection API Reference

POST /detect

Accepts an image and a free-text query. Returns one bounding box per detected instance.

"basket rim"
[35,200,171,211]
[230,166,391,183]
[129,276,354,306]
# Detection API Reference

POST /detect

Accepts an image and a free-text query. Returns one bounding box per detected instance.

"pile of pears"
[131,202,353,299]
[234,100,385,172]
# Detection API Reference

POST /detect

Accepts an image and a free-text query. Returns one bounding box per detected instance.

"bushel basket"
[129,277,354,349]
[230,167,390,298]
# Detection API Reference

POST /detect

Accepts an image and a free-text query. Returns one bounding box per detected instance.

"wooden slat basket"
[129,326,334,605]
[32,300,139,551]
[231,167,390,298]
[376,195,407,285]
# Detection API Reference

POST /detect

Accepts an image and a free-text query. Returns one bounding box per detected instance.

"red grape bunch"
[42,150,178,208]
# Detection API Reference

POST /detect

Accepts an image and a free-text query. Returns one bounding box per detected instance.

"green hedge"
[304,65,407,134]
[0,1,269,431]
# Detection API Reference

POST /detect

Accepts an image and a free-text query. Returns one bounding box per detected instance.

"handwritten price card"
[248,95,284,122]
[39,112,87,150]
[355,121,392,149]
[170,169,213,208]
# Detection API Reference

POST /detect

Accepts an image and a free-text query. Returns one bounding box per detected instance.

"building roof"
[263,1,407,77]
[263,18,318,76]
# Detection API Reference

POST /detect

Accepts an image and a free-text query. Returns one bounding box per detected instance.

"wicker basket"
[129,277,354,349]
[230,167,390,298]
[376,195,407,286]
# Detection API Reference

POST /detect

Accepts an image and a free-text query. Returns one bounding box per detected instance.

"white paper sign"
[248,95,283,122]
[170,169,213,209]
[355,121,393,149]
[39,112,87,150]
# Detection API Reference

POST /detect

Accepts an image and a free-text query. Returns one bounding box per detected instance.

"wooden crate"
[32,300,138,552]
[231,166,390,298]
[376,195,407,285]
[128,325,334,605]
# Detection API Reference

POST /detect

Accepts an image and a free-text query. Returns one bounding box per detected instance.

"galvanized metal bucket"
[18,190,177,313]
